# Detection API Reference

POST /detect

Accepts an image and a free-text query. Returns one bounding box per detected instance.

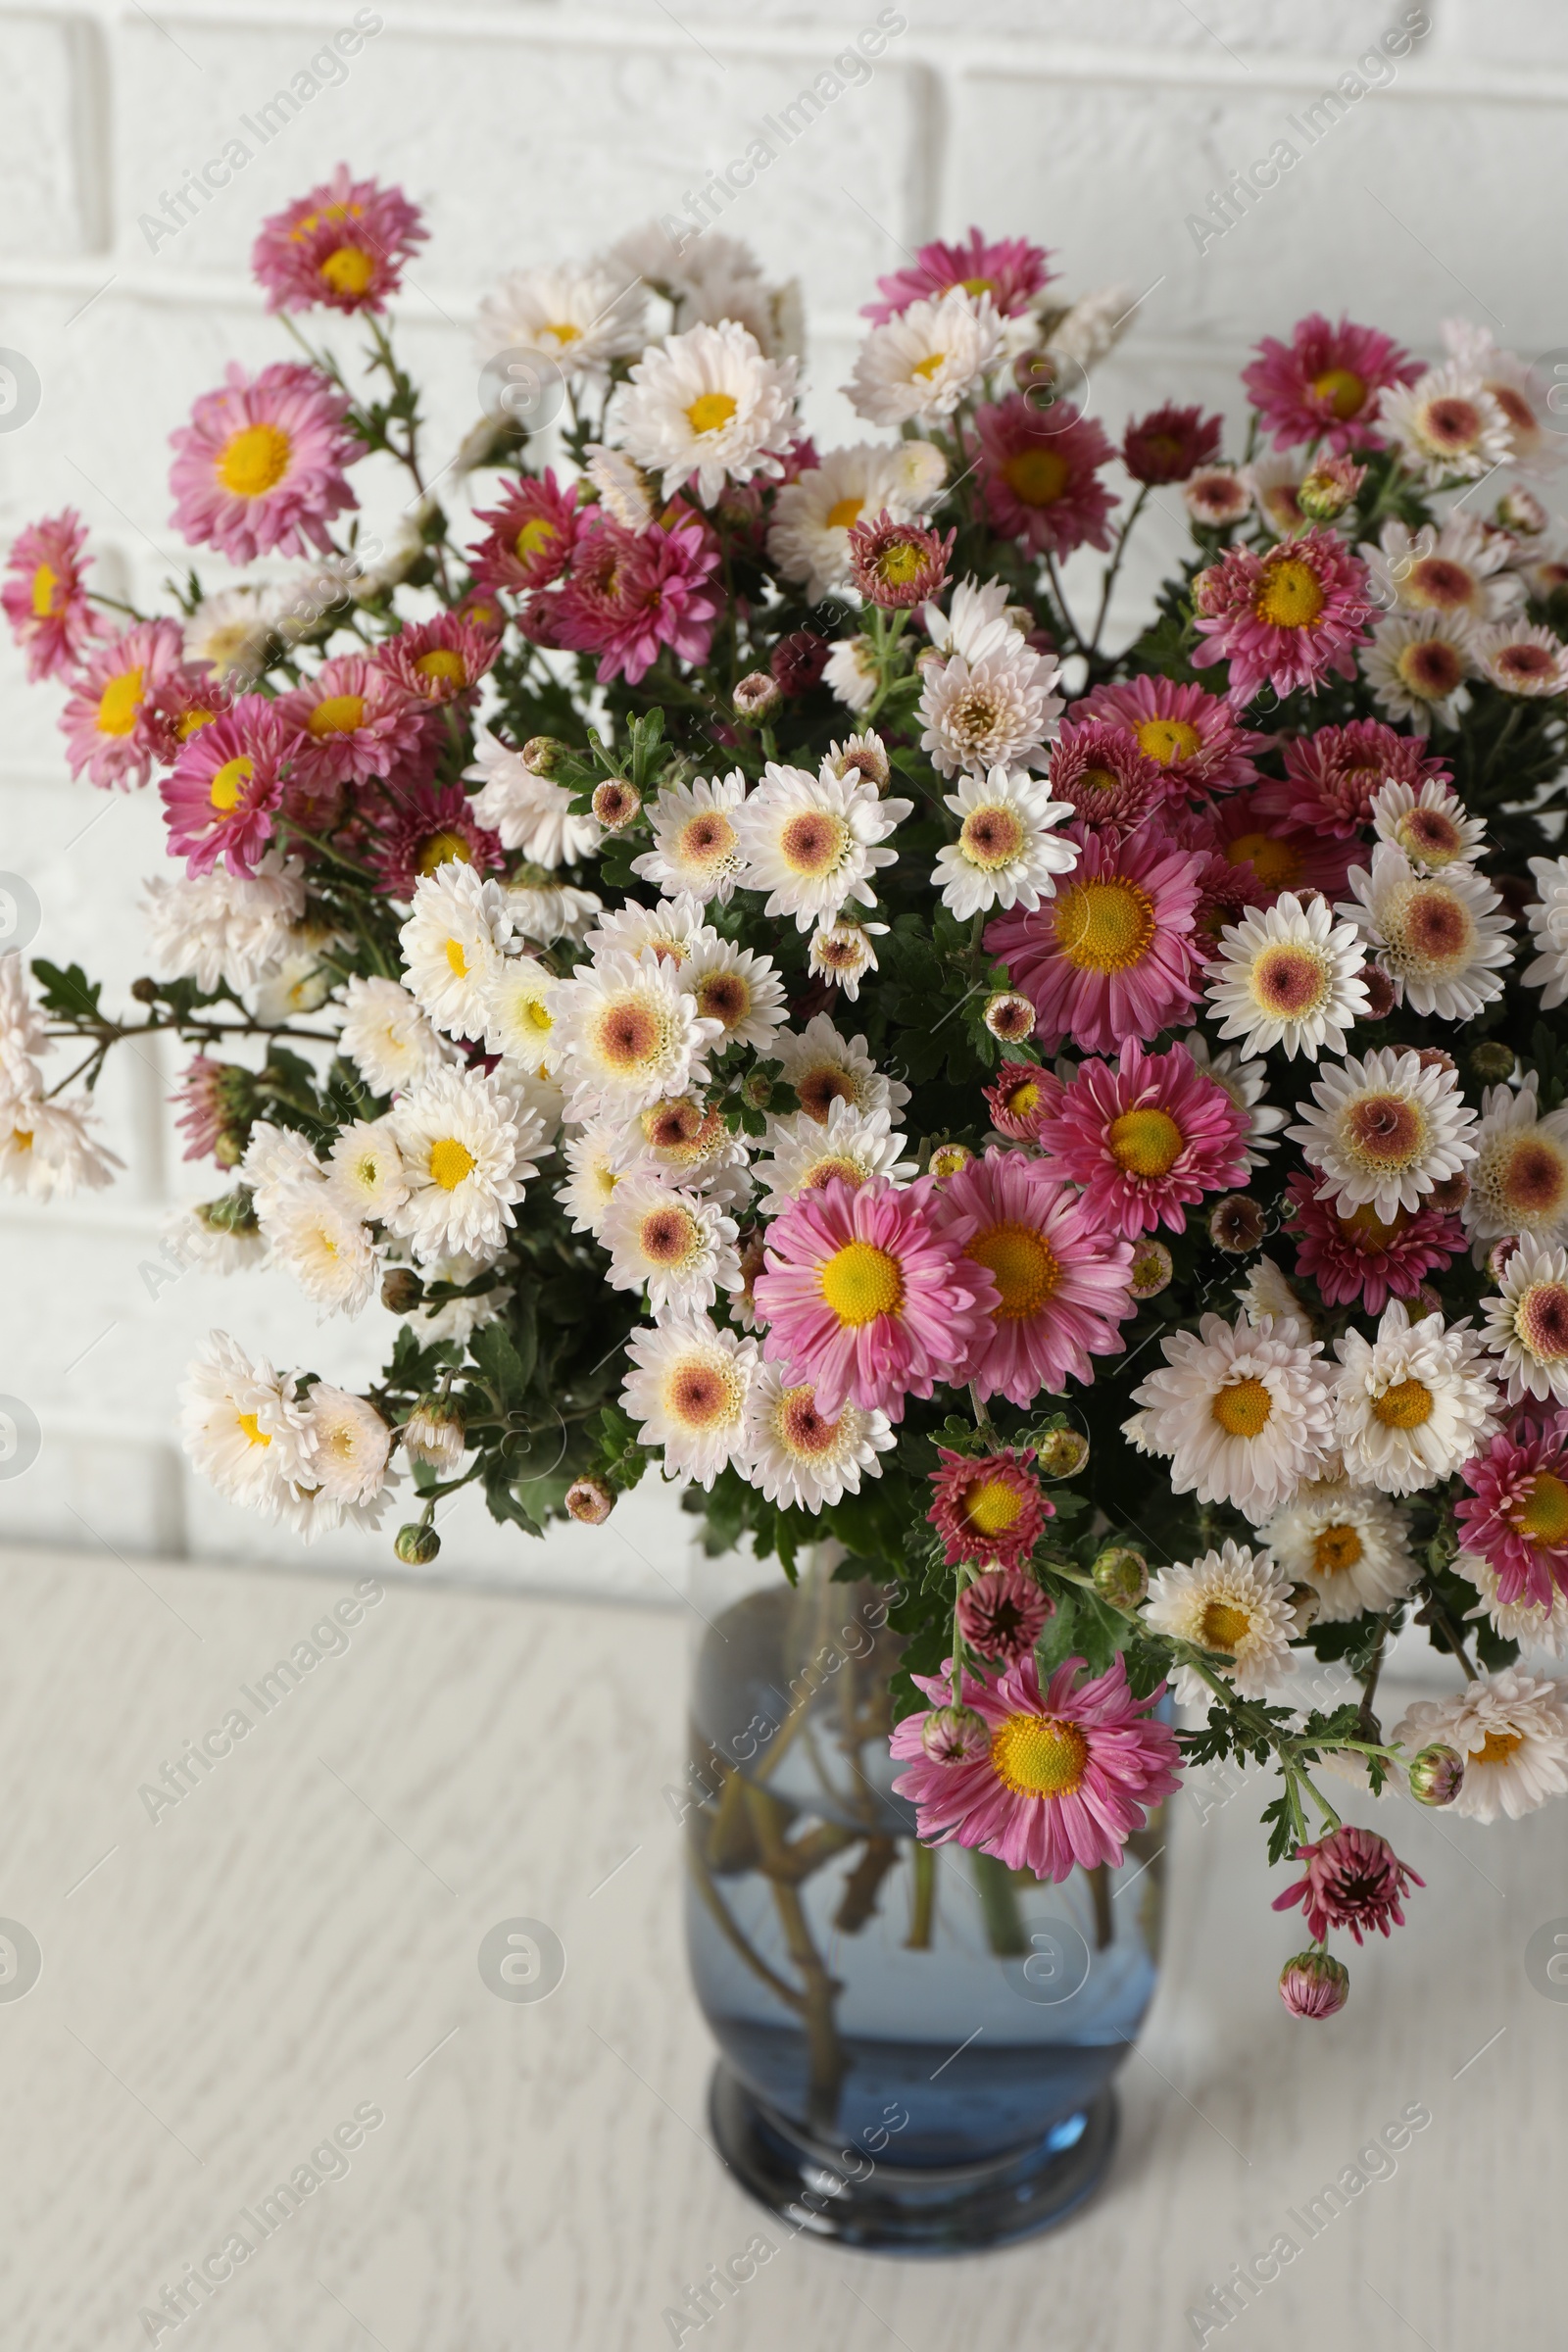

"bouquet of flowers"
[11,171,1568,2019]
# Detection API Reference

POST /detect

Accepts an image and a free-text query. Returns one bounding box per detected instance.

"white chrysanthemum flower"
[505,870,602,948]
[142,855,305,995]
[1124,1310,1336,1522]
[240,1122,322,1220]
[1341,843,1511,1020]
[302,1385,395,1505]
[1181,1032,1289,1168]
[1481,1233,1568,1403]
[475,261,647,379]
[0,953,47,1084]
[389,1065,543,1265]
[1523,853,1568,1008]
[327,1118,409,1224]
[932,765,1078,919]
[845,288,1004,426]
[808,918,887,1004]
[1370,777,1486,874]
[1244,450,1306,537]
[600,1174,740,1314]
[583,441,656,532]
[1462,1550,1568,1658]
[1474,619,1568,698]
[1360,514,1524,625]
[581,893,714,970]
[612,319,799,505]
[1204,891,1370,1062]
[163,1199,266,1277]
[556,949,722,1118]
[184,582,289,681]
[1258,1478,1418,1623]
[481,954,561,1072]
[732,761,911,932]
[1287,1046,1478,1221]
[1233,1254,1311,1330]
[555,1122,622,1238]
[679,935,787,1054]
[265,1181,379,1319]
[1333,1299,1500,1494]
[1359,609,1475,733]
[248,927,335,1026]
[1464,1074,1568,1247]
[766,442,926,602]
[918,634,1063,779]
[620,1311,757,1489]
[399,863,513,1043]
[773,1013,909,1126]
[1394,1672,1568,1822]
[825,730,891,790]
[925,576,1032,664]
[1379,361,1513,486]
[612,1093,754,1208]
[1045,284,1138,370]
[401,1396,466,1475]
[466,734,601,867]
[754,1100,915,1218]
[671,239,802,360]
[631,769,747,905]
[338,976,449,1100]
[179,1330,315,1514]
[741,1362,896,1511]
[0,1082,121,1200]
[496,1059,564,1147]
[823,635,878,713]
[1441,318,1562,475]
[1143,1541,1298,1705]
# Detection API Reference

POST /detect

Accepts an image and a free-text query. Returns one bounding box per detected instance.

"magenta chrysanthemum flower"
[1121,404,1223,486]
[2,510,106,682]
[160,696,291,876]
[1034,1039,1250,1241]
[986,822,1207,1056]
[59,618,185,790]
[143,666,232,767]
[1191,527,1374,706]
[956,1564,1053,1664]
[1243,314,1420,454]
[169,361,359,564]
[375,612,497,713]
[1253,718,1449,840]
[1047,716,1163,839]
[928,1149,1137,1405]
[927,1446,1052,1571]
[365,782,504,900]
[971,396,1118,559]
[251,166,426,314]
[983,1060,1061,1143]
[466,469,583,595]
[861,226,1054,322]
[1271,1824,1423,1945]
[754,1175,997,1422]
[846,512,955,609]
[275,654,427,794]
[172,1055,231,1162]
[1286,1168,1463,1316]
[890,1651,1181,1882]
[549,514,720,685]
[1076,673,1263,800]
[1204,791,1358,905]
[1454,1418,1568,1609]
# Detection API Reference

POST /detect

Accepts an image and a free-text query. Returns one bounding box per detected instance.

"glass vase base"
[709,2064,1119,2254]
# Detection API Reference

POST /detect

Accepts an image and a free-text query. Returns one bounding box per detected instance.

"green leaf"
[469,1321,526,1408]
[30,959,102,1020]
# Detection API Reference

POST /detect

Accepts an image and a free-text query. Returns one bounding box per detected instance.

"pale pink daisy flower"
[549,514,720,685]
[1191,528,1373,706]
[59,618,184,790]
[251,167,426,314]
[160,697,292,877]
[1481,1235,1568,1406]
[169,361,360,564]
[2,510,106,681]
[1473,620,1568,698]
[619,1312,757,1490]
[1033,1040,1250,1240]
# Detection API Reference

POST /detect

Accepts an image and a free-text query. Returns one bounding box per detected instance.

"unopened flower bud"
[521,736,564,776]
[130,975,160,1004]
[921,1703,990,1763]
[1278,1948,1348,2020]
[1191,564,1227,617]
[1360,965,1398,1019]
[1207,1194,1266,1254]
[1498,486,1548,536]
[1285,1581,1319,1634]
[1035,1427,1089,1479]
[1469,1040,1515,1085]
[394,1522,441,1566]
[565,1476,614,1525]
[741,1068,773,1110]
[733,670,781,721]
[381,1267,425,1314]
[1297,454,1366,521]
[1488,1235,1521,1282]
[1129,1239,1174,1298]
[403,1394,466,1474]
[983,991,1036,1043]
[1407,1742,1465,1807]
[1092,1545,1149,1610]
[592,778,640,830]
[928,1142,974,1180]
[1426,1170,1470,1213]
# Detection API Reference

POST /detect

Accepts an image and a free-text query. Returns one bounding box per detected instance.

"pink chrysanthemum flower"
[275,654,428,794]
[986,821,1207,1056]
[2,510,106,682]
[375,612,497,713]
[143,665,231,767]
[1047,716,1163,838]
[1076,673,1263,800]
[956,1564,1054,1664]
[861,226,1054,322]
[1181,839,1272,959]
[1285,1168,1464,1316]
[172,1056,229,1162]
[365,782,505,900]
[1191,527,1374,706]
[1454,1418,1568,1610]
[1242,314,1420,454]
[754,1174,997,1422]
[927,1446,1052,1571]
[169,361,359,564]
[1121,404,1224,486]
[971,396,1118,559]
[1034,1039,1250,1241]
[59,618,185,790]
[890,1651,1181,1882]
[1271,1824,1423,1945]
[1257,718,1450,841]
[160,696,292,876]
[549,514,720,685]
[847,512,955,609]
[929,1149,1137,1405]
[983,1060,1062,1143]
[251,166,426,314]
[466,469,583,595]
[1205,791,1357,905]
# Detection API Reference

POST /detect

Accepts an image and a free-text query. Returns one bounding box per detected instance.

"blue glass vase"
[684,1551,1166,2253]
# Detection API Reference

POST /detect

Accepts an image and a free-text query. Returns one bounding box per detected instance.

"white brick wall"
[2,0,1564,1591]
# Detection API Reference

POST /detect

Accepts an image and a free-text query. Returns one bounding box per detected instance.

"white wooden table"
[0,1542,1561,2351]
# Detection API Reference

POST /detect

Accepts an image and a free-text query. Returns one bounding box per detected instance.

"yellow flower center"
[1475,1729,1522,1765]
[307,693,367,737]
[1210,1376,1274,1439]
[1254,557,1325,629]
[236,1411,270,1448]
[1312,1523,1363,1576]
[1371,1377,1433,1430]
[1310,366,1367,420]
[961,1476,1025,1537]
[444,938,469,977]
[1516,1472,1568,1545]
[1107,1107,1184,1178]
[1225,831,1303,890]
[1004,1079,1042,1118]
[545,320,581,346]
[909,350,947,380]
[826,495,863,530]
[1134,715,1201,765]
[686,391,737,435]
[417,831,474,875]
[319,245,376,297]
[96,666,144,736]
[414,648,468,687]
[1199,1599,1252,1653]
[178,706,218,741]
[208,755,254,813]
[514,515,560,561]
[1004,447,1071,508]
[1054,877,1156,972]
[876,541,926,586]
[217,422,293,499]
[990,1713,1090,1798]
[429,1137,476,1191]
[30,562,61,617]
[1341,1201,1408,1247]
[966,1222,1059,1319]
[819,1239,903,1327]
